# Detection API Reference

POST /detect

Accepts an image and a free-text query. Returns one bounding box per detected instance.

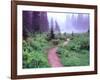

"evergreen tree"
[72,31,74,36]
[50,18,55,39]
[55,20,61,34]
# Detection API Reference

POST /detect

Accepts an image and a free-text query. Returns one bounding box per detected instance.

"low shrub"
[23,33,51,68]
[57,33,89,66]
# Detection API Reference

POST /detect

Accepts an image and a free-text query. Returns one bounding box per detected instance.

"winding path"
[48,38,70,67]
[48,47,63,67]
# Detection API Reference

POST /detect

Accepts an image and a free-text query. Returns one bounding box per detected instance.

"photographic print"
[11,1,97,79]
[22,11,90,68]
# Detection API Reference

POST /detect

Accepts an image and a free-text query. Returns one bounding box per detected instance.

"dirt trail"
[48,47,63,67]
[48,38,70,67]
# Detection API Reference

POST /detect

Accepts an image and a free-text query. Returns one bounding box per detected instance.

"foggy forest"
[22,11,90,68]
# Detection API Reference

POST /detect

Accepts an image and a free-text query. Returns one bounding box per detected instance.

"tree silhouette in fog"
[55,20,61,34]
[72,14,90,31]
[23,11,33,39]
[32,11,40,33]
[50,18,55,39]
[23,11,49,39]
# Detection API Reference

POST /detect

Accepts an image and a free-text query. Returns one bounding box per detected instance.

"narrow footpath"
[48,38,70,67]
[48,47,63,67]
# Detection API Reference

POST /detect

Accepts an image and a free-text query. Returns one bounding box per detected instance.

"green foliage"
[23,33,51,68]
[66,33,89,51]
[57,33,90,66]
[23,31,90,68]
[23,50,50,68]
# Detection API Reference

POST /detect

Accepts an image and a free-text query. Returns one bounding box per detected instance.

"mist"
[47,12,90,33]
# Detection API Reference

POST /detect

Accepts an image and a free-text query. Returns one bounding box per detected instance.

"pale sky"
[47,12,89,33]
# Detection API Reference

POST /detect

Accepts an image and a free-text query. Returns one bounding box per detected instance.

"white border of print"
[17,5,94,75]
